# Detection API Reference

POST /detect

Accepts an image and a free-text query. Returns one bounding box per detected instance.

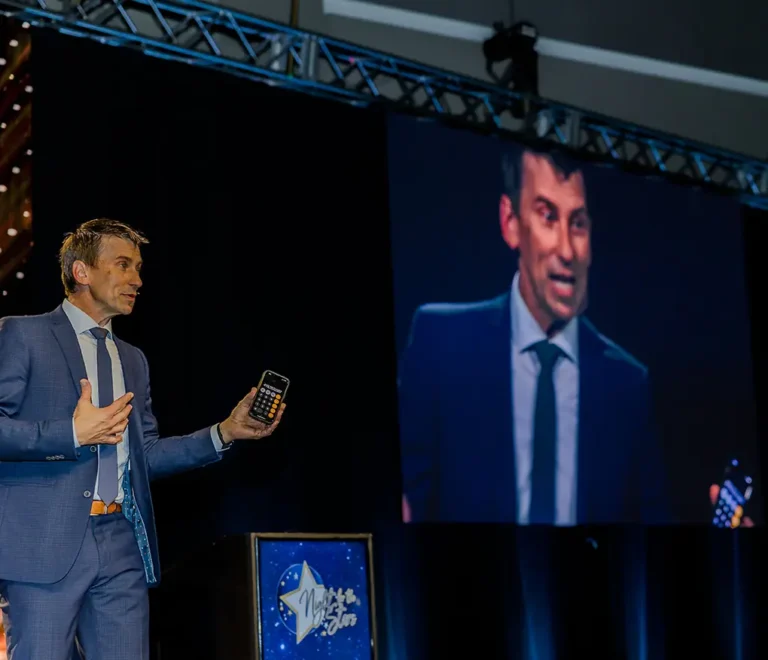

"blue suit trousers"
[0,512,149,660]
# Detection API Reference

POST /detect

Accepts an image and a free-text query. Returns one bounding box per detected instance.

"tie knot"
[90,327,109,341]
[532,340,562,371]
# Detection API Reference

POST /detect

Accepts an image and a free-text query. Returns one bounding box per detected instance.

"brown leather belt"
[90,501,122,516]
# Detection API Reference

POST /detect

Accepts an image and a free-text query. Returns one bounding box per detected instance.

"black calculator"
[249,370,289,425]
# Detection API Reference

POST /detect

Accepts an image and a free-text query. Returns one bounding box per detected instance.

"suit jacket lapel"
[114,337,145,465]
[576,318,608,523]
[49,305,88,395]
[114,338,140,405]
[478,293,517,522]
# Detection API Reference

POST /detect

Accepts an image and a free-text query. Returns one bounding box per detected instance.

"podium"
[152,533,378,659]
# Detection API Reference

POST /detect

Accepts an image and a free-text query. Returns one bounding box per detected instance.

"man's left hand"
[219,388,286,444]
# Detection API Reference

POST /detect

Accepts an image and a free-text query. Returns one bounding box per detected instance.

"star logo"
[279,560,327,643]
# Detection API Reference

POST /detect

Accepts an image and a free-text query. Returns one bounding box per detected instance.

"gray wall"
[368,0,768,80]
[213,0,768,158]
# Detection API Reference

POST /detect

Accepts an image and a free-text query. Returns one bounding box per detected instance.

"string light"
[0,29,33,307]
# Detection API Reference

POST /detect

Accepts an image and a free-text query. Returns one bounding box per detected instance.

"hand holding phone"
[710,459,754,528]
[248,370,290,425]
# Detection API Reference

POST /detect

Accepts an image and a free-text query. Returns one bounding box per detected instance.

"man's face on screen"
[501,152,591,333]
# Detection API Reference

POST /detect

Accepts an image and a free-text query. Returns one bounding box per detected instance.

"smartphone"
[712,459,753,528]
[248,370,289,425]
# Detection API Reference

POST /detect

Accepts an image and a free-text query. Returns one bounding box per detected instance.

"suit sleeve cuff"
[211,424,231,452]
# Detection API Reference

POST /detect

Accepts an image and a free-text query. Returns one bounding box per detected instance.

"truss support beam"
[0,0,766,209]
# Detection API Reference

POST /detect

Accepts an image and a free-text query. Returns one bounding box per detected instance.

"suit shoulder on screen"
[580,317,648,378]
[408,295,507,342]
[412,294,506,324]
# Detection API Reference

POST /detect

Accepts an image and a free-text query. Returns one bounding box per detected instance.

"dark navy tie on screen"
[529,339,562,525]
[90,327,118,505]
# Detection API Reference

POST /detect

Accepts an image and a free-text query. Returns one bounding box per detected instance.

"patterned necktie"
[529,340,562,524]
[90,327,118,505]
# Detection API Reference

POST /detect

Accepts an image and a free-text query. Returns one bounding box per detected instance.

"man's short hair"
[59,218,148,296]
[502,147,584,215]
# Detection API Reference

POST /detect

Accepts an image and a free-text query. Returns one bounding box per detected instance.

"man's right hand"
[74,379,134,446]
[709,484,754,527]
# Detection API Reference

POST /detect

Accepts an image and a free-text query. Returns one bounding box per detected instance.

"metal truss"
[0,0,767,209]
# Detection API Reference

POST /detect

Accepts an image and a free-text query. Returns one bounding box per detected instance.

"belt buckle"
[91,500,121,516]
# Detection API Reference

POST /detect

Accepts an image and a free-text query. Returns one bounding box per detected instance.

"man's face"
[76,236,143,318]
[500,152,591,332]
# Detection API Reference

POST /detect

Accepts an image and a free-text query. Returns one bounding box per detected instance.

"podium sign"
[153,532,378,658]
[253,534,377,659]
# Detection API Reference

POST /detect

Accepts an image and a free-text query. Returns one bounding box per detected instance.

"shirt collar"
[510,271,579,364]
[62,299,114,339]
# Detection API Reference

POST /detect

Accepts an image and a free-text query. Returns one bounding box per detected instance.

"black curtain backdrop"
[6,24,765,660]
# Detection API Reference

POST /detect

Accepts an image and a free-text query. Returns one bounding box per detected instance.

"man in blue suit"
[0,219,286,659]
[398,148,667,525]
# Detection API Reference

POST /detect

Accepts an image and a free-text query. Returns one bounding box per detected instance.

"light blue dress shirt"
[510,272,579,526]
[63,299,225,504]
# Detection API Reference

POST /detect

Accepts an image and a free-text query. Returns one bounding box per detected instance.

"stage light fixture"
[482,20,539,95]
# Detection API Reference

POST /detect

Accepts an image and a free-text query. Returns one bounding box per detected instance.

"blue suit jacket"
[398,293,668,524]
[0,305,222,584]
